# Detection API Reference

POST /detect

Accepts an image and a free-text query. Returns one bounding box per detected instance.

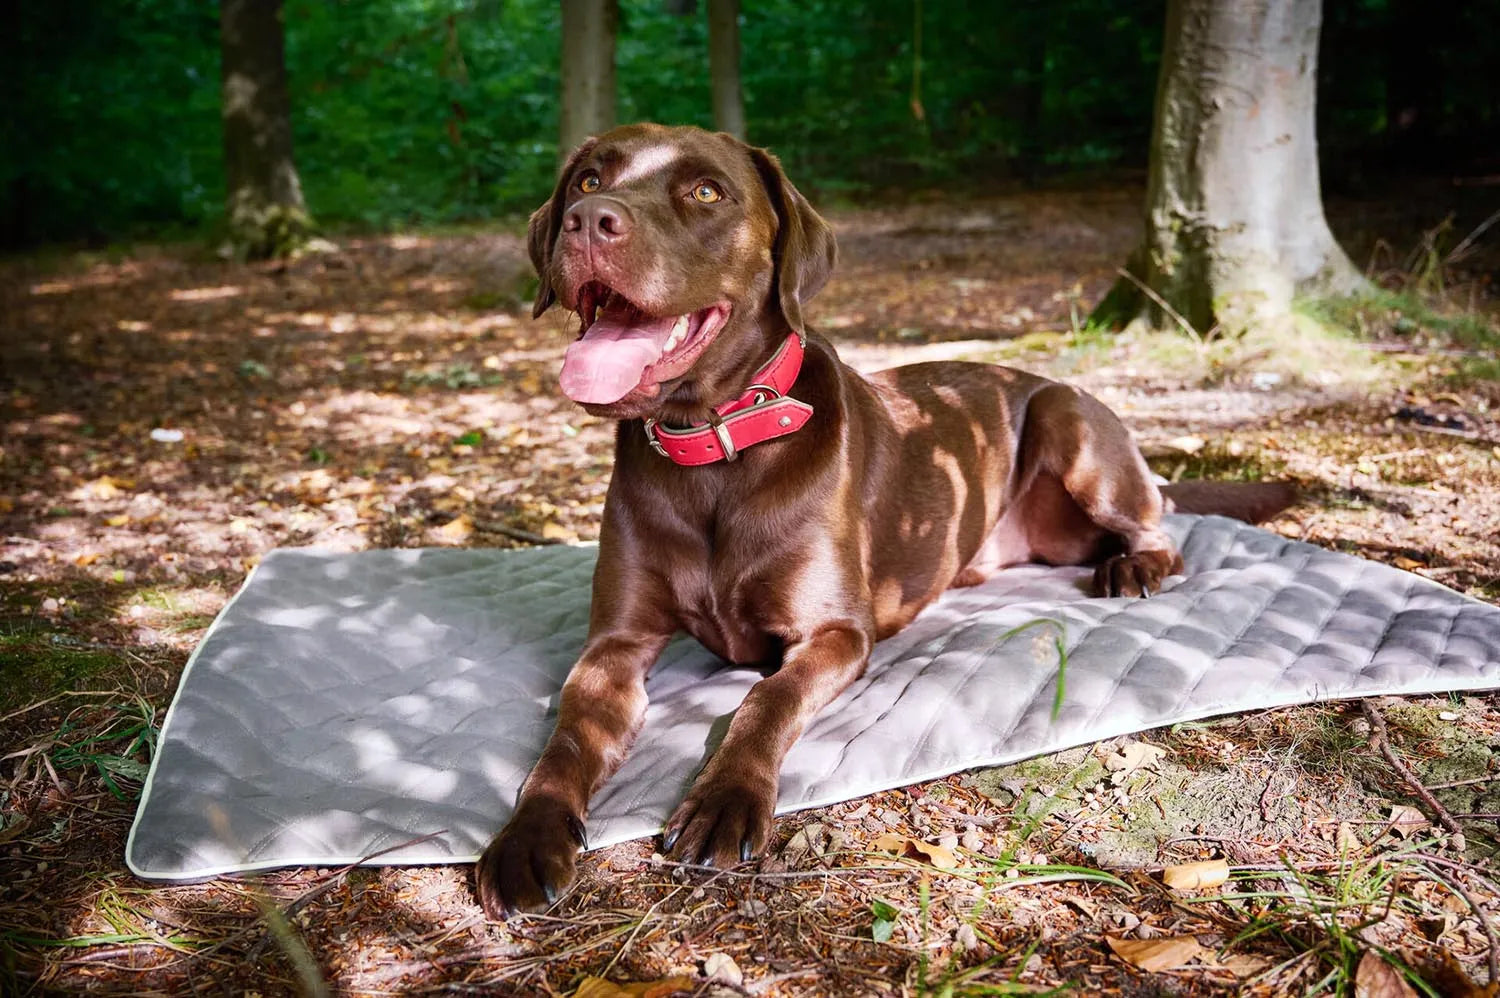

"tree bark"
[707,0,746,141]
[221,0,309,260]
[1093,0,1366,336]
[559,0,618,158]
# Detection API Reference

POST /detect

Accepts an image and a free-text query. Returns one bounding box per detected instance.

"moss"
[0,626,118,716]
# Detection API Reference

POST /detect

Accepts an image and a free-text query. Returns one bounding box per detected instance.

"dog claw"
[740,839,753,863]
[662,827,681,852]
[567,814,589,849]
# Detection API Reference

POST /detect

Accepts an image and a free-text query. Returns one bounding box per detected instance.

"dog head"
[528,124,836,420]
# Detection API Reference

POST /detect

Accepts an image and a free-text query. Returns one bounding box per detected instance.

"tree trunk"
[707,0,746,141]
[559,0,618,157]
[1093,0,1366,336]
[221,0,309,260]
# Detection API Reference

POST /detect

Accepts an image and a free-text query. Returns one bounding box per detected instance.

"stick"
[1361,700,1467,846]
[1114,267,1203,343]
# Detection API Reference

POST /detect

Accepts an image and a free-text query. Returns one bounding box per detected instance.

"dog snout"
[564,197,633,244]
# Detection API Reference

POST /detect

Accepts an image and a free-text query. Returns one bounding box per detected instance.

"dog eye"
[578,172,601,194]
[691,182,723,204]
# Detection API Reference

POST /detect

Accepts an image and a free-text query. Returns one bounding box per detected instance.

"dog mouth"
[559,281,731,405]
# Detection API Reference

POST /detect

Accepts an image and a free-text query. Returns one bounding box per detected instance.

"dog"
[475,123,1292,919]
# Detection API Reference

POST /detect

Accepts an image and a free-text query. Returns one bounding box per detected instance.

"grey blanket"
[127,515,1500,879]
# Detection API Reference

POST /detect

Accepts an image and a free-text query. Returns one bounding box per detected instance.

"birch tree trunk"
[707,0,746,141]
[1093,0,1367,335]
[221,0,309,260]
[559,0,618,157]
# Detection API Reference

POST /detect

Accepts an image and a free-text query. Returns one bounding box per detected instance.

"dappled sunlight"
[169,284,245,302]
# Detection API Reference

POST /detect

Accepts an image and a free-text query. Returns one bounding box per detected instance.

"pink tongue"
[559,314,675,404]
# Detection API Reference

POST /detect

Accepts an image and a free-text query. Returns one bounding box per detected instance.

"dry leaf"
[436,513,474,542]
[1106,934,1208,972]
[1162,858,1230,890]
[73,551,102,567]
[1416,949,1498,998]
[1216,953,1272,978]
[1354,950,1419,998]
[870,832,958,869]
[1335,821,1365,854]
[1104,740,1167,776]
[541,521,576,542]
[781,822,827,864]
[1386,804,1428,839]
[1393,555,1424,571]
[572,976,695,998]
[703,952,743,986]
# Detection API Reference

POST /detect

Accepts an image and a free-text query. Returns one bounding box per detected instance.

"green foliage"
[869,898,900,942]
[7,0,1500,246]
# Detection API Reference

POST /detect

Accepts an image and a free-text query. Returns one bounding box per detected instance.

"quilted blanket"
[127,515,1500,880]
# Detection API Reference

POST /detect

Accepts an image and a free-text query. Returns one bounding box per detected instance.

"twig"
[1446,206,1500,264]
[1427,775,1497,790]
[473,520,563,545]
[1422,865,1500,986]
[1114,267,1202,343]
[1362,700,1467,846]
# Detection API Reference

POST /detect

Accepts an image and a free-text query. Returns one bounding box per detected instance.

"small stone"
[954,924,979,951]
[961,827,984,851]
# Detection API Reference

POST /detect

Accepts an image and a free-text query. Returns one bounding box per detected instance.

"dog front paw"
[662,767,776,868]
[475,797,587,920]
[1092,549,1184,598]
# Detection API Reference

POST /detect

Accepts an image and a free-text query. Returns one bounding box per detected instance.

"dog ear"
[750,146,837,333]
[528,138,598,319]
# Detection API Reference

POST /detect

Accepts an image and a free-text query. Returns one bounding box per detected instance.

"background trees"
[1094,0,1367,335]
[559,0,619,156]
[221,0,311,260]
[3,0,1498,249]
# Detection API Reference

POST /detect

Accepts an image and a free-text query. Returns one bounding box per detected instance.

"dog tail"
[1159,481,1297,525]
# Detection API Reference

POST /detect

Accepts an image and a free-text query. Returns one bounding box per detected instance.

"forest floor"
[2,178,1500,997]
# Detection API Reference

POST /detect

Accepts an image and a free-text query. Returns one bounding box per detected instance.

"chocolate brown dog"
[476,123,1290,919]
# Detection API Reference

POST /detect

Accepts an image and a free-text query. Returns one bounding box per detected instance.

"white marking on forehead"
[614,144,682,185]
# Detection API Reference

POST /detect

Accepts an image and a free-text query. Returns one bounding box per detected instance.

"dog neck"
[643,331,813,466]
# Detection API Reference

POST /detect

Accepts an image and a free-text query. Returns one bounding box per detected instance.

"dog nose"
[564,198,633,242]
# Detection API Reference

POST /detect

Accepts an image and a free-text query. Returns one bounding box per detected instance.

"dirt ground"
[2,180,1499,996]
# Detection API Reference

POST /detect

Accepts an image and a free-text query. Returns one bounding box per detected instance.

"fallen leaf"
[541,521,576,542]
[1354,950,1419,998]
[1216,953,1272,978]
[571,976,695,998]
[1103,740,1167,777]
[780,822,827,864]
[1416,949,1498,998]
[1162,858,1230,890]
[1393,555,1424,571]
[870,832,958,869]
[1105,934,1208,972]
[73,551,102,567]
[1336,821,1365,854]
[436,514,473,542]
[702,952,742,986]
[1386,804,1428,839]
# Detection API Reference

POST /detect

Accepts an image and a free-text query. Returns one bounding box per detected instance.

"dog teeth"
[663,314,689,353]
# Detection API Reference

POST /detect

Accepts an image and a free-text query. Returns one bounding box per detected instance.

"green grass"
[48,696,157,800]
[1297,288,1500,352]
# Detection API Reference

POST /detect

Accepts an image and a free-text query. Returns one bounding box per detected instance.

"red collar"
[643,332,813,466]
